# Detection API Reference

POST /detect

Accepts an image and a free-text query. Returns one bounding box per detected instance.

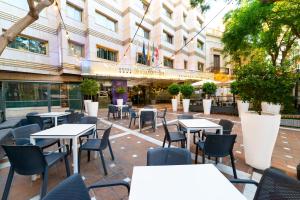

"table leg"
[72,137,78,173]
[54,116,58,126]
[120,107,123,119]
[187,128,191,150]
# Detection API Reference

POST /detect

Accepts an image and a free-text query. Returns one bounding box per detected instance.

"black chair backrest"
[140,111,154,122]
[2,145,47,175]
[108,105,117,113]
[129,108,137,118]
[204,134,237,157]
[65,109,75,113]
[219,119,234,135]
[42,174,90,200]
[79,116,97,125]
[26,112,38,117]
[147,148,192,166]
[177,114,193,119]
[27,115,44,130]
[122,106,129,112]
[162,121,171,140]
[254,168,300,200]
[100,125,112,149]
[11,124,41,145]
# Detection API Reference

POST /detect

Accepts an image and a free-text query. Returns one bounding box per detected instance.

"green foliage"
[80,79,99,98]
[116,87,126,94]
[168,83,180,97]
[230,81,239,95]
[180,83,194,99]
[202,82,217,98]
[190,0,210,13]
[235,61,297,114]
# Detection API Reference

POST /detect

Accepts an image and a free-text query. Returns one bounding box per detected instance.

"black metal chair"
[78,125,114,175]
[177,114,202,144]
[1,145,70,200]
[162,121,186,148]
[202,119,234,140]
[157,108,167,123]
[26,112,53,128]
[140,111,155,132]
[27,115,53,130]
[195,134,237,178]
[122,106,130,118]
[147,147,192,166]
[230,168,300,200]
[42,173,130,200]
[107,104,118,120]
[10,124,61,151]
[128,108,139,128]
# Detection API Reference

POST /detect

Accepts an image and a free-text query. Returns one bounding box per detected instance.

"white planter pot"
[87,102,99,117]
[171,99,177,112]
[84,100,92,113]
[237,100,249,117]
[183,99,190,113]
[241,112,281,170]
[117,99,123,106]
[203,99,212,115]
[261,102,281,114]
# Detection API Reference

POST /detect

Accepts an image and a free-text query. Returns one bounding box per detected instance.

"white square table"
[30,124,96,173]
[113,104,128,119]
[138,108,157,131]
[129,164,246,200]
[178,119,222,150]
[37,112,70,126]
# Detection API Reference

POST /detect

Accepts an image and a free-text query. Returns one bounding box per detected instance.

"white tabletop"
[129,164,246,200]
[37,112,70,117]
[139,108,157,112]
[178,118,221,129]
[114,104,128,107]
[30,124,95,138]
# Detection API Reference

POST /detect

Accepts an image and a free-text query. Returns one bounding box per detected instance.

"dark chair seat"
[80,139,102,151]
[36,138,61,149]
[197,140,204,149]
[169,132,186,141]
[162,122,187,148]
[45,152,68,167]
[147,148,192,166]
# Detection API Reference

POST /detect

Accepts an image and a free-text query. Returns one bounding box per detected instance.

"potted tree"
[236,61,296,170]
[116,86,126,106]
[80,79,99,116]
[180,83,194,113]
[168,83,180,112]
[230,81,249,117]
[202,82,217,115]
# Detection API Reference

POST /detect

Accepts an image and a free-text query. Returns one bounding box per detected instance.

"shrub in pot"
[180,83,194,113]
[80,79,99,116]
[236,61,296,170]
[116,86,126,105]
[230,81,249,117]
[168,83,180,112]
[202,82,217,115]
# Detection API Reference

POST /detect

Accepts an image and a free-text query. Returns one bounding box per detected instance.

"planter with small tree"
[80,79,99,116]
[115,87,126,105]
[230,81,249,117]
[202,82,217,115]
[236,61,296,170]
[180,83,194,113]
[168,83,180,112]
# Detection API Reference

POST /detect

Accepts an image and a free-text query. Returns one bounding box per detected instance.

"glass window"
[184,60,188,69]
[136,53,149,65]
[198,62,204,71]
[163,31,173,44]
[69,41,84,57]
[163,57,173,68]
[66,3,82,22]
[136,25,150,39]
[163,5,172,19]
[97,46,118,62]
[197,18,203,28]
[197,39,204,50]
[95,11,117,32]
[8,35,47,55]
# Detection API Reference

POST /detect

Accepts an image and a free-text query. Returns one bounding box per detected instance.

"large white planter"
[84,100,92,113]
[87,102,99,117]
[203,99,212,115]
[183,99,190,113]
[241,112,281,170]
[237,100,249,117]
[171,99,177,112]
[261,102,281,114]
[117,99,123,106]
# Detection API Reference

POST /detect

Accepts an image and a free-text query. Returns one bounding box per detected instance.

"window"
[136,53,149,65]
[184,60,188,69]
[183,13,187,23]
[163,5,172,19]
[66,3,82,22]
[95,11,117,32]
[163,31,173,44]
[213,54,221,70]
[68,41,84,57]
[183,36,187,45]
[198,62,204,71]
[136,0,149,11]
[163,57,173,68]
[197,39,204,50]
[197,17,203,28]
[97,46,118,61]
[8,34,47,55]
[136,25,150,39]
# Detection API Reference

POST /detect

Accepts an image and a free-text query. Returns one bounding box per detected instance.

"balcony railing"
[81,60,214,81]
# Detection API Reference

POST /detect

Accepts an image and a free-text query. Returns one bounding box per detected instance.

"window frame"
[96,45,118,62]
[197,39,204,50]
[163,56,173,68]
[95,10,118,32]
[136,24,150,39]
[68,41,84,57]
[197,62,204,71]
[162,5,172,19]
[66,2,83,22]
[163,31,173,44]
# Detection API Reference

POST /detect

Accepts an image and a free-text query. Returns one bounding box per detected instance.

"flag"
[151,42,155,65]
[147,42,150,65]
[154,46,159,67]
[142,41,146,65]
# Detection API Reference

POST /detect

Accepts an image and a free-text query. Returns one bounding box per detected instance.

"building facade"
[0,0,217,117]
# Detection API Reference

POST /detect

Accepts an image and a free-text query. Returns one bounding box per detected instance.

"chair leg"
[134,118,136,125]
[202,151,205,164]
[162,136,166,147]
[195,147,198,164]
[64,156,70,177]
[168,142,171,148]
[57,140,61,153]
[41,168,49,198]
[69,139,73,155]
[2,167,14,200]
[230,153,238,179]
[215,157,218,165]
[129,117,132,128]
[108,141,115,160]
[87,150,91,162]
[78,150,81,173]
[107,113,110,120]
[99,151,108,175]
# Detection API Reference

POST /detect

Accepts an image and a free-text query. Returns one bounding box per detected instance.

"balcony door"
[213,54,220,72]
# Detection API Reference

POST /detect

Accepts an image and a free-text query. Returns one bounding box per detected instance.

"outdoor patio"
[0,104,299,200]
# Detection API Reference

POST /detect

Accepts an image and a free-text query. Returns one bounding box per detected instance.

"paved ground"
[0,104,299,200]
